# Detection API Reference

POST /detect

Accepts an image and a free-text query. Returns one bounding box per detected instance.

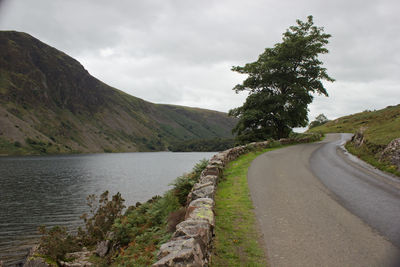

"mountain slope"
[0,31,236,155]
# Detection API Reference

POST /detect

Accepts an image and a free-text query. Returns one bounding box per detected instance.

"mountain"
[0,31,237,155]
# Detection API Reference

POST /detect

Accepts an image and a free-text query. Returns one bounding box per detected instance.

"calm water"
[0,152,215,266]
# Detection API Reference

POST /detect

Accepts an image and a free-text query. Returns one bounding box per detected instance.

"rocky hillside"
[0,31,237,155]
[308,105,400,175]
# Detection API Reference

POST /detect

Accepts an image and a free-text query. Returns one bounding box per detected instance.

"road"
[248,133,400,267]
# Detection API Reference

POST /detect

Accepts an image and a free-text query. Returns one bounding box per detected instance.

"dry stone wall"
[152,134,322,266]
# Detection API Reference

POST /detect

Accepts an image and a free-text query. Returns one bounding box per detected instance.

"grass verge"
[211,147,281,266]
[345,142,400,177]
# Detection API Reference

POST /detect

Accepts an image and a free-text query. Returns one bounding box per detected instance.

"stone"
[352,128,367,147]
[59,250,93,267]
[185,198,215,226]
[173,219,213,248]
[380,138,400,171]
[198,175,218,186]
[188,184,215,202]
[153,238,205,267]
[23,258,51,267]
[95,240,110,257]
[201,165,222,177]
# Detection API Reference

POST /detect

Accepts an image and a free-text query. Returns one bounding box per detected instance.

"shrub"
[13,141,21,147]
[37,225,79,262]
[79,191,125,246]
[171,159,208,206]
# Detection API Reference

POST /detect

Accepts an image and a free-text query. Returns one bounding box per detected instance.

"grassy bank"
[308,104,400,177]
[211,147,281,266]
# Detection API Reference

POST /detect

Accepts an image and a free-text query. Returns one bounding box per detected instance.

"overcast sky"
[1,0,399,124]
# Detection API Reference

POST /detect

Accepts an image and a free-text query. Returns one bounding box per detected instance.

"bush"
[79,191,125,246]
[37,225,79,262]
[171,159,208,206]
[13,141,21,147]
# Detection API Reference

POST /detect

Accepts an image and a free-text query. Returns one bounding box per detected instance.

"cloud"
[1,0,399,120]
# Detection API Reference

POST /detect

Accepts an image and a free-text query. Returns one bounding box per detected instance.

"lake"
[0,151,215,266]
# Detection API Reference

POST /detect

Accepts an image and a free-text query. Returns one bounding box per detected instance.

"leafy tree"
[229,16,334,142]
[309,113,329,129]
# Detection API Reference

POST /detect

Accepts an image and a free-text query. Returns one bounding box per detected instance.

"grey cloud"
[1,0,399,118]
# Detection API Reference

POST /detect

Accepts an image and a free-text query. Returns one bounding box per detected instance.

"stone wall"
[152,134,322,266]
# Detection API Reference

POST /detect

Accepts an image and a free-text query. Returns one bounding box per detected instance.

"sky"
[0,0,399,124]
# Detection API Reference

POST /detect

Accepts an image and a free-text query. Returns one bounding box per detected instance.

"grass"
[308,104,400,177]
[212,148,280,267]
[346,141,400,177]
[308,104,400,146]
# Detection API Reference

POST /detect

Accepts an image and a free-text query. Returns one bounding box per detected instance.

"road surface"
[248,133,400,267]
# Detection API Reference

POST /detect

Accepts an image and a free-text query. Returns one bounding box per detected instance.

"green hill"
[0,31,237,155]
[308,105,400,175]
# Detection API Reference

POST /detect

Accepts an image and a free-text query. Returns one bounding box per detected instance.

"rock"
[188,184,215,202]
[352,128,367,147]
[0,261,3,267]
[23,245,50,267]
[380,138,400,171]
[23,258,51,267]
[60,250,93,267]
[198,174,218,186]
[95,240,110,257]
[185,198,215,226]
[153,238,205,267]
[173,219,213,249]
[201,165,222,177]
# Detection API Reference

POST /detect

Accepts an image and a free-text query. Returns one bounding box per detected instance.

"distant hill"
[308,104,400,176]
[308,104,400,146]
[0,31,237,155]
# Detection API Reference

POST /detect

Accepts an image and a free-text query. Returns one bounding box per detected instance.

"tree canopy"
[229,16,334,142]
[309,113,329,129]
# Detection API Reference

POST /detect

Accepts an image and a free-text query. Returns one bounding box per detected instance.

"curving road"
[248,133,400,267]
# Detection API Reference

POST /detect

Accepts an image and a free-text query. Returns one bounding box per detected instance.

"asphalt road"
[248,133,400,267]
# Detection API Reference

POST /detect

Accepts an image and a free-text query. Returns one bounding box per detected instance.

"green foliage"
[212,149,273,266]
[230,16,334,141]
[111,159,208,266]
[170,159,208,205]
[308,105,400,177]
[169,137,235,152]
[35,158,208,266]
[308,113,329,129]
[79,191,125,246]
[37,225,79,262]
[346,140,400,177]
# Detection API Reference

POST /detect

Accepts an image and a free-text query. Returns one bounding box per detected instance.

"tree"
[309,113,329,129]
[229,16,334,142]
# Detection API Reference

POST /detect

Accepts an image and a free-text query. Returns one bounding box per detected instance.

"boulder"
[153,238,205,267]
[352,128,367,147]
[95,240,110,258]
[380,138,400,171]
